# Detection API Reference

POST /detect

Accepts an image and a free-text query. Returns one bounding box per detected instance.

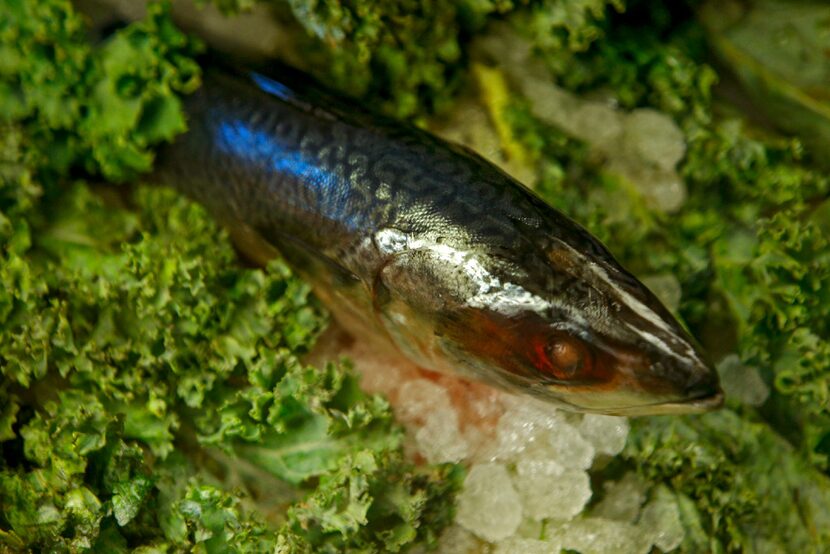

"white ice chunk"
[572,102,625,150]
[414,409,469,463]
[485,397,565,461]
[542,420,596,470]
[488,410,537,460]
[609,160,687,213]
[578,414,630,457]
[395,379,453,424]
[518,75,583,136]
[474,23,534,69]
[395,379,470,463]
[494,537,563,554]
[717,354,769,407]
[488,404,595,469]
[431,525,481,554]
[456,463,523,542]
[623,109,686,170]
[547,518,652,554]
[591,472,648,522]
[515,457,566,480]
[513,464,592,521]
[644,173,688,213]
[461,424,490,463]
[639,486,685,552]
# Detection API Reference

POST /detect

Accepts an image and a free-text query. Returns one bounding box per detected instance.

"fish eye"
[530,333,595,382]
[547,340,583,377]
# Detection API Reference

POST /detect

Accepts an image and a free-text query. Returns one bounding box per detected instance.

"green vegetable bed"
[1,0,829,552]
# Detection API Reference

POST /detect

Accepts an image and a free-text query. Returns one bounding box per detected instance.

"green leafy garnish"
[0,2,460,551]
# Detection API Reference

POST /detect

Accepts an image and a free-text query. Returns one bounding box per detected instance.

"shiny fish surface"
[154,65,724,416]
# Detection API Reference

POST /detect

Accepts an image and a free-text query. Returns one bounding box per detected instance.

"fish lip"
[558,388,726,417]
[609,389,725,416]
[673,388,725,411]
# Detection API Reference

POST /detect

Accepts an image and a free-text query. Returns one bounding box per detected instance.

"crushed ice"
[309,326,686,553]
[717,354,769,407]
[474,23,689,215]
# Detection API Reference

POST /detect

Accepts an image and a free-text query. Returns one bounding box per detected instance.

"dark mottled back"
[156,66,622,295]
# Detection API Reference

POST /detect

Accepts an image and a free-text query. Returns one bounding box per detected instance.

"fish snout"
[683,365,722,399]
[644,350,724,412]
[605,332,724,413]
[680,363,724,408]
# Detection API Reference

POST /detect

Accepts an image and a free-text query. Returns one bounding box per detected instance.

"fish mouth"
[597,389,725,417]
[656,389,725,413]
[545,384,725,416]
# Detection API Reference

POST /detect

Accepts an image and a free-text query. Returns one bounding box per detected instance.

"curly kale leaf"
[626,410,830,552]
[198,354,400,485]
[0,0,202,182]
[1,2,461,551]
[278,451,463,553]
[0,178,461,551]
[197,0,622,118]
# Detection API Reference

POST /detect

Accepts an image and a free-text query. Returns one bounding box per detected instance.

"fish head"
[438,230,723,416]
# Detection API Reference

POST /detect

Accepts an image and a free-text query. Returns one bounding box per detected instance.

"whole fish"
[154,64,723,416]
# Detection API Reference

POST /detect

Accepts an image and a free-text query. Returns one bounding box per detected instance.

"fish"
[153,63,724,416]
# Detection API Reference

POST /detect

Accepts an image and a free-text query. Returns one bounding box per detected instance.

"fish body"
[154,65,723,415]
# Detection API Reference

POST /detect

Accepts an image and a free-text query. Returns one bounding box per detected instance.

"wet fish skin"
[153,65,723,416]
